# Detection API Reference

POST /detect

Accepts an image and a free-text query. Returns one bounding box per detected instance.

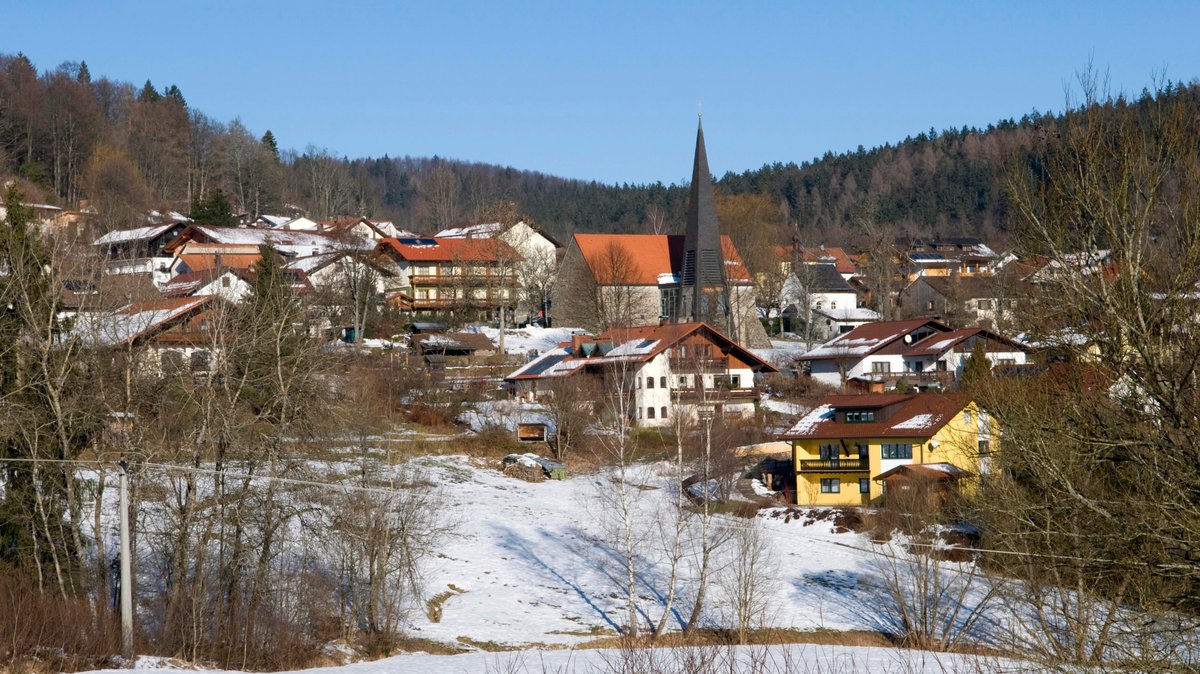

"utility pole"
[119,460,133,661]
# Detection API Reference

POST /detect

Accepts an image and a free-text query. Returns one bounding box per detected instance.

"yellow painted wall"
[791,401,996,506]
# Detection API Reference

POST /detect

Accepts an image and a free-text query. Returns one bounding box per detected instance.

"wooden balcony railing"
[668,357,728,371]
[674,386,758,401]
[797,458,869,472]
[410,274,515,286]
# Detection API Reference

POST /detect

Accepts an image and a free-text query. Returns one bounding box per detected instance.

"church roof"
[573,233,751,285]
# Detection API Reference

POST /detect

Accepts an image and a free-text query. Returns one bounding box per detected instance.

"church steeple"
[676,117,730,327]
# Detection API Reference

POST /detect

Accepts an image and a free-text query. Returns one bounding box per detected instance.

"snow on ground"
[397,456,998,649]
[82,644,1010,674]
[73,454,1032,673]
[457,399,554,434]
[464,326,590,356]
[760,395,808,417]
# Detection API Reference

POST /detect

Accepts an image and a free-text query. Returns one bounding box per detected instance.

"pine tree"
[261,130,279,160]
[188,189,237,227]
[76,60,91,84]
[164,84,186,107]
[138,79,160,103]
[959,339,992,388]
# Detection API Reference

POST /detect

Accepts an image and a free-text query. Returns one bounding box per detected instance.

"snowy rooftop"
[94,224,178,245]
[434,222,504,238]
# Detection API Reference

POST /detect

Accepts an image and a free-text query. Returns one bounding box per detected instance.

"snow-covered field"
[79,454,1041,672]
[83,643,1008,674]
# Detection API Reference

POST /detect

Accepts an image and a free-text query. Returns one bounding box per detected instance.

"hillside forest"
[3,52,1200,252]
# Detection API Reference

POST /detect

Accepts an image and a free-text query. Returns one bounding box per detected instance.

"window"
[857,443,869,460]
[978,439,991,455]
[819,444,839,460]
[846,410,875,423]
[927,300,935,311]
[881,443,913,459]
[221,275,231,288]
[859,478,870,494]
[659,286,678,320]
[678,375,688,387]
[820,478,840,493]
[637,377,641,389]
[660,406,667,419]
[963,411,972,424]
[871,361,891,374]
[647,407,655,419]
[660,376,667,389]
[638,407,643,419]
[190,350,210,373]
[830,301,838,310]
[998,358,1015,366]
[977,299,992,310]
[646,377,655,389]
[727,374,741,388]
[161,350,184,373]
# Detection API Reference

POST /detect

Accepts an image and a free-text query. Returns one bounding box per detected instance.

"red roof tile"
[781,392,970,440]
[376,237,518,262]
[574,234,752,285]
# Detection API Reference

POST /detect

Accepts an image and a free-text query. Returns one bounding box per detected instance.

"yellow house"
[780,393,996,506]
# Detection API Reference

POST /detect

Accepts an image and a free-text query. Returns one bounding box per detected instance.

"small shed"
[517,422,549,443]
[875,463,969,508]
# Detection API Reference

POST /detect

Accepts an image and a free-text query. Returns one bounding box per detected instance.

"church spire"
[676,117,730,327]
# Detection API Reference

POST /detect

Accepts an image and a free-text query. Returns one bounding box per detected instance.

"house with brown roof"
[72,296,223,375]
[798,245,858,279]
[505,322,776,428]
[94,222,190,285]
[374,236,520,318]
[781,392,995,505]
[800,318,1029,390]
[435,221,562,323]
[899,273,1035,330]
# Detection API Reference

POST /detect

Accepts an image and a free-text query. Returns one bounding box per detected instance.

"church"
[552,121,771,348]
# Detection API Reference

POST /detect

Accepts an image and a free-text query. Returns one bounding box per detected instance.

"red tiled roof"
[800,246,858,275]
[574,234,752,285]
[376,237,518,262]
[780,392,970,440]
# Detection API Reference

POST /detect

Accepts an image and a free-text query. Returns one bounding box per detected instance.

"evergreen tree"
[138,79,160,102]
[261,130,279,160]
[188,189,238,227]
[76,60,90,83]
[164,83,186,107]
[960,339,992,388]
[236,243,310,426]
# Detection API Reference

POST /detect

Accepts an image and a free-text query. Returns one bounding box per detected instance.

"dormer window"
[846,410,875,423]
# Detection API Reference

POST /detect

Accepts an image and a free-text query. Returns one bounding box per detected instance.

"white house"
[800,318,1029,391]
[505,322,776,428]
[436,221,562,321]
[779,263,878,340]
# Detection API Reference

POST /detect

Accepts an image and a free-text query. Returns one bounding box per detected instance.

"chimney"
[571,333,588,356]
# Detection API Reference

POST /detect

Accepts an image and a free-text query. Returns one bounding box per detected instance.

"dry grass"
[425,585,467,623]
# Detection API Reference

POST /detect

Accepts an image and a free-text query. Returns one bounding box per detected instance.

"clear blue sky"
[5,1,1198,184]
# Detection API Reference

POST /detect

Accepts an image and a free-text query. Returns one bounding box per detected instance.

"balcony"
[797,458,869,472]
[860,371,953,387]
[410,273,514,286]
[674,386,758,401]
[668,356,728,371]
